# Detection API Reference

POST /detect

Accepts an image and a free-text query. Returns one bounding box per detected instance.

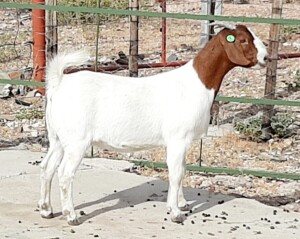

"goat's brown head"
[219,24,268,68]
[193,24,268,94]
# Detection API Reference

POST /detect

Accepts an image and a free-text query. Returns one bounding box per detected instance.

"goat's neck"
[193,35,235,96]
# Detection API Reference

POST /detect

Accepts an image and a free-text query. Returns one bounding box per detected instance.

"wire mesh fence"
[0,0,299,177]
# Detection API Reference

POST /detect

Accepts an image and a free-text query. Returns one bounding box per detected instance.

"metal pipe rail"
[1,2,300,25]
[132,160,300,180]
[0,78,299,107]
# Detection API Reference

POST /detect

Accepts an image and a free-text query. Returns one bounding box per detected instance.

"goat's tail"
[46,50,90,97]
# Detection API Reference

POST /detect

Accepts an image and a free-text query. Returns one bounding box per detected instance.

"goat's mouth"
[251,61,267,70]
[258,61,267,67]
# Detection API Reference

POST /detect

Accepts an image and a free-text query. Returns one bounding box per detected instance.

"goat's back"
[47,61,214,151]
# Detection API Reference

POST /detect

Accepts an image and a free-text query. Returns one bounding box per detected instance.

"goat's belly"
[92,140,161,152]
[91,121,165,152]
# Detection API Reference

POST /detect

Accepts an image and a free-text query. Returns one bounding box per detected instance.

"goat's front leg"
[57,145,86,226]
[166,141,188,223]
[178,180,190,211]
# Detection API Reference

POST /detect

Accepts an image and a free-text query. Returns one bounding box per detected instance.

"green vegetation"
[3,0,128,24]
[234,116,264,142]
[16,106,44,120]
[271,112,295,138]
[282,25,300,40]
[234,112,296,142]
[57,0,128,24]
[287,70,300,92]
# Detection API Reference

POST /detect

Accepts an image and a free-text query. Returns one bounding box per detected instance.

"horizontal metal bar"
[64,61,187,73]
[0,79,45,87]
[215,96,300,107]
[0,79,299,107]
[1,2,300,25]
[132,160,300,180]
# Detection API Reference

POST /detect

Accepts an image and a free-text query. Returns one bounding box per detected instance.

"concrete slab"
[0,150,299,239]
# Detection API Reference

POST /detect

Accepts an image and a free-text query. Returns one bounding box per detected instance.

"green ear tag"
[226,35,235,43]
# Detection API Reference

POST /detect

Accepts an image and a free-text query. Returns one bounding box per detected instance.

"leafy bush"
[234,112,296,142]
[7,0,128,24]
[271,112,295,138]
[57,0,128,24]
[287,70,300,92]
[234,116,264,142]
[16,106,44,120]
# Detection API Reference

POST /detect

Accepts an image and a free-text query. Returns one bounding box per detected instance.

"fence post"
[161,0,167,65]
[262,0,283,129]
[199,0,222,49]
[46,0,57,60]
[32,0,46,95]
[199,0,222,166]
[129,0,139,77]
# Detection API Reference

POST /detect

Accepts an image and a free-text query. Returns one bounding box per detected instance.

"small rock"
[167,54,178,62]
[31,131,38,137]
[25,89,39,97]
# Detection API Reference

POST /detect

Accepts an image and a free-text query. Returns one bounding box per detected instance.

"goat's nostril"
[264,56,269,61]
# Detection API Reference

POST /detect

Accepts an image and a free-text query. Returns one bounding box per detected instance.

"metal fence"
[0,0,300,180]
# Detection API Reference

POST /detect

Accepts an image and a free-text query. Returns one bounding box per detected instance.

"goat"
[39,24,268,225]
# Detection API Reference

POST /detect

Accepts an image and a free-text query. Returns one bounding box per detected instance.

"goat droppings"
[79,210,86,216]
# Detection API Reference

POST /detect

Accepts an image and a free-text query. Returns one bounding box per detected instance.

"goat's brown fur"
[193,25,259,96]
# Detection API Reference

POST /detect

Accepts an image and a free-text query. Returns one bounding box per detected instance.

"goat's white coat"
[248,28,269,68]
[39,26,268,225]
[41,53,215,223]
[48,59,214,150]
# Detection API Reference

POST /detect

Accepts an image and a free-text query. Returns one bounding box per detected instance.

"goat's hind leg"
[57,143,88,226]
[39,140,63,219]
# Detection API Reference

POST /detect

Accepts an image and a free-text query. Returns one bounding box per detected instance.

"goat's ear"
[219,31,251,66]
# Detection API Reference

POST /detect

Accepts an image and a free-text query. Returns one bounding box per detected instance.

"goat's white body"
[40,52,214,224]
[47,58,214,151]
[39,26,268,225]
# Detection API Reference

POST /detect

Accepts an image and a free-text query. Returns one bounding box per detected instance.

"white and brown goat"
[39,24,268,225]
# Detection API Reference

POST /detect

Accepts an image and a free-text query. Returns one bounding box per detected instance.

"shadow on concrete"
[51,178,236,224]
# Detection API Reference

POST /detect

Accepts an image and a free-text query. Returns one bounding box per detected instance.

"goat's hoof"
[68,218,81,226]
[171,214,184,223]
[179,204,190,211]
[41,212,54,219]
